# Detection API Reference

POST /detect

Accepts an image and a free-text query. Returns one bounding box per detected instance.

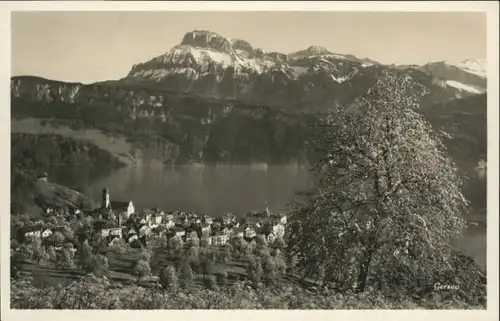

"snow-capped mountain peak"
[454,58,487,78]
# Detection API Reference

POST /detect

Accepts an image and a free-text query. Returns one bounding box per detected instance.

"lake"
[46,165,486,268]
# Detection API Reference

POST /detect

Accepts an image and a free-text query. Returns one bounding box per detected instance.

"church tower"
[102,188,110,209]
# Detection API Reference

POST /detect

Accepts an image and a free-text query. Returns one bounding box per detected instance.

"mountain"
[11,75,316,167]
[11,167,99,217]
[418,59,487,94]
[11,29,487,173]
[117,30,484,112]
[422,93,487,210]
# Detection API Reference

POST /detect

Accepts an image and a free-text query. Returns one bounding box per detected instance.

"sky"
[11,11,487,84]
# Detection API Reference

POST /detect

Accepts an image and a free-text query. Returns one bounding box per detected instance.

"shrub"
[179,260,194,288]
[205,275,218,290]
[160,266,179,291]
[218,271,228,286]
[133,259,152,279]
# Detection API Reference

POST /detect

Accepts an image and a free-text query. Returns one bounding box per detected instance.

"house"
[149,213,163,228]
[139,225,152,237]
[41,229,53,238]
[267,233,276,244]
[108,235,122,247]
[271,212,287,225]
[109,227,122,238]
[165,213,175,222]
[222,227,231,236]
[201,224,211,235]
[128,234,138,243]
[164,219,175,229]
[101,228,111,237]
[272,223,285,238]
[153,225,167,237]
[186,233,199,244]
[213,234,228,246]
[38,172,48,182]
[230,227,244,239]
[244,226,256,239]
[110,201,135,221]
[152,208,165,216]
[222,213,236,225]
[143,210,153,221]
[24,229,41,239]
[202,215,213,225]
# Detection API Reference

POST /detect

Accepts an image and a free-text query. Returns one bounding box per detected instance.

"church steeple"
[102,188,110,209]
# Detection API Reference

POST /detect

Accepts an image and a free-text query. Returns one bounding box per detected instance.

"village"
[20,186,287,255]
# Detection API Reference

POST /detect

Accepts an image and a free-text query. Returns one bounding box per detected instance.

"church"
[101,188,135,224]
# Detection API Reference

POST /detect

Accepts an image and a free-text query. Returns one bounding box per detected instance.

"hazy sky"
[11,11,487,84]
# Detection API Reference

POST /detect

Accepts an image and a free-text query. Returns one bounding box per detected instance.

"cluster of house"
[93,189,287,248]
[22,188,288,251]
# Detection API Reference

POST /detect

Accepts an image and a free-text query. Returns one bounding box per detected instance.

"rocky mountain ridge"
[118,30,486,111]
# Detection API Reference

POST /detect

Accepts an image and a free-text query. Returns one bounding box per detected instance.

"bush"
[56,248,75,269]
[179,260,194,288]
[10,273,486,309]
[205,275,218,290]
[160,266,179,291]
[218,271,228,286]
[133,259,152,279]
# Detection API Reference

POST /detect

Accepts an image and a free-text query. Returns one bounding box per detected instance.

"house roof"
[24,226,42,233]
[110,201,131,211]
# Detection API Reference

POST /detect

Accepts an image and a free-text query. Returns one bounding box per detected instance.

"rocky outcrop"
[11,76,316,167]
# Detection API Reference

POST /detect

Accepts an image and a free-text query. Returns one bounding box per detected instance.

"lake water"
[46,165,486,268]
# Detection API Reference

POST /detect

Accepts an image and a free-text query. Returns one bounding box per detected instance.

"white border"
[1,2,498,321]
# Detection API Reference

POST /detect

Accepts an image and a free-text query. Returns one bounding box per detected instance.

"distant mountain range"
[107,30,486,111]
[11,30,487,183]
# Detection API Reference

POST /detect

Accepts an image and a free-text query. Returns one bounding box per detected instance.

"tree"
[200,234,210,248]
[140,248,151,262]
[221,243,233,263]
[160,266,179,291]
[247,255,263,288]
[30,237,46,264]
[262,255,278,286]
[57,248,75,269]
[186,231,200,248]
[168,235,184,252]
[50,231,66,247]
[61,224,75,241]
[199,251,214,281]
[134,259,152,280]
[47,245,57,262]
[179,259,194,288]
[273,236,286,251]
[255,235,271,259]
[287,70,468,294]
[79,240,98,273]
[205,275,218,290]
[287,254,298,275]
[188,245,200,268]
[218,271,228,286]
